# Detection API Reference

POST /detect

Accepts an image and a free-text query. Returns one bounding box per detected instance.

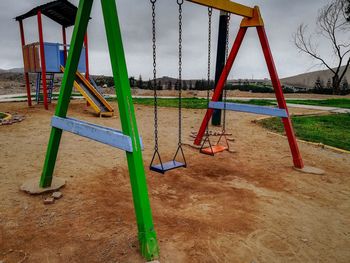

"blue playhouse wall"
[44,42,86,73]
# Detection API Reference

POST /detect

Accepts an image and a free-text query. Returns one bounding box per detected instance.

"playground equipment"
[15,0,114,117]
[34,0,158,260]
[200,9,231,155]
[149,0,187,174]
[31,0,305,261]
[191,1,304,169]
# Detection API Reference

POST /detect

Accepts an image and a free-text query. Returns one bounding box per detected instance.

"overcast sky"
[0,0,336,79]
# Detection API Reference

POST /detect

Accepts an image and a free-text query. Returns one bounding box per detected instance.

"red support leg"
[19,20,32,107]
[84,33,90,79]
[256,26,304,169]
[84,33,90,107]
[62,26,67,65]
[37,11,49,110]
[194,27,247,145]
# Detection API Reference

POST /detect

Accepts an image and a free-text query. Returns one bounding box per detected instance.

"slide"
[61,66,114,117]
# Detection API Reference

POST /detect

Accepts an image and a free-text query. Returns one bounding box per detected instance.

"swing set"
[148,0,304,171]
[34,0,304,260]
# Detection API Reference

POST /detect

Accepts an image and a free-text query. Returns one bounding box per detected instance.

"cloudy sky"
[0,0,335,79]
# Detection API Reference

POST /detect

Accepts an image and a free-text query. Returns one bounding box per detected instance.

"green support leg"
[40,0,93,187]
[39,0,159,260]
[100,0,159,259]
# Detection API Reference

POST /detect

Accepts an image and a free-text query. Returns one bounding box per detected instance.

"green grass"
[129,97,276,109]
[0,112,7,119]
[285,98,350,109]
[130,97,350,109]
[260,113,350,151]
[132,97,208,109]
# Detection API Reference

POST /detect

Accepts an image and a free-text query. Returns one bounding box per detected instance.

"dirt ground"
[0,100,349,263]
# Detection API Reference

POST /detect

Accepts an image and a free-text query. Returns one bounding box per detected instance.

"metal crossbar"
[51,116,143,152]
[209,101,288,117]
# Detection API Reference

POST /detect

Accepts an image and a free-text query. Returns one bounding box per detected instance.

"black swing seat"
[150,160,186,174]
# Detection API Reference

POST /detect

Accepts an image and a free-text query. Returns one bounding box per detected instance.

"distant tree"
[345,0,350,21]
[157,80,162,90]
[129,76,136,88]
[195,80,200,90]
[137,75,143,89]
[167,81,172,90]
[201,79,206,90]
[183,81,188,90]
[294,0,350,94]
[209,80,215,89]
[147,79,152,90]
[189,81,193,90]
[314,76,324,93]
[342,77,349,90]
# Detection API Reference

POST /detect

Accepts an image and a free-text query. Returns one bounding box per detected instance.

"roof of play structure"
[15,0,80,27]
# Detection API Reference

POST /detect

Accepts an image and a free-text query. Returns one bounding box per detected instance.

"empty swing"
[200,11,231,156]
[149,0,187,174]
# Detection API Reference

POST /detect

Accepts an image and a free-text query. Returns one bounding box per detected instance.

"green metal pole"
[100,0,159,260]
[39,0,93,187]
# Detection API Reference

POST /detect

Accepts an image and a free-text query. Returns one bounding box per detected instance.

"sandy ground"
[0,101,349,263]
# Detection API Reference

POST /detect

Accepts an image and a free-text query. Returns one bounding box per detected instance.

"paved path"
[286,103,350,113]
[1,93,349,113]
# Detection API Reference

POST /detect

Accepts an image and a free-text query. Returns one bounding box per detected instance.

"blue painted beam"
[209,101,288,118]
[51,116,143,152]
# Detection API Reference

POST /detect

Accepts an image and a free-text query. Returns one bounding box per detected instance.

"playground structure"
[25,0,306,261]
[15,0,114,117]
[188,1,304,170]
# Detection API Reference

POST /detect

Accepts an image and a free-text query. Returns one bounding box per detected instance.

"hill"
[281,66,350,88]
[0,68,24,74]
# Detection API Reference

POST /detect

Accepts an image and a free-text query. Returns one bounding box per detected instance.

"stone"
[294,165,325,175]
[20,177,66,194]
[43,197,55,205]
[52,191,63,199]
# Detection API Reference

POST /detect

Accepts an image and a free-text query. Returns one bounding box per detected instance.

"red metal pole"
[19,20,32,107]
[194,27,247,145]
[84,33,90,79]
[62,26,67,65]
[37,10,49,110]
[256,26,304,169]
[84,33,90,107]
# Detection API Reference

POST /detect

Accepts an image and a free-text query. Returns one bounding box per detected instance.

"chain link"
[177,0,183,145]
[223,13,230,132]
[205,8,212,135]
[151,0,158,151]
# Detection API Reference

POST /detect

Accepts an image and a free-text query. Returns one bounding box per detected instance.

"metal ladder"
[35,72,54,103]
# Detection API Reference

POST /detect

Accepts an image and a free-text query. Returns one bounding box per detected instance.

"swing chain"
[177,0,183,146]
[151,0,158,151]
[206,7,212,134]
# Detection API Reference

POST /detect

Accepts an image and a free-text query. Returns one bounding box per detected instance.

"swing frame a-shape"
[39,0,159,260]
[191,0,304,169]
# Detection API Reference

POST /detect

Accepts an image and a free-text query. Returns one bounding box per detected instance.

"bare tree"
[346,0,350,21]
[294,0,350,94]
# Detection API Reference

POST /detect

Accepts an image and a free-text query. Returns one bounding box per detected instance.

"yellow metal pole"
[186,0,254,18]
